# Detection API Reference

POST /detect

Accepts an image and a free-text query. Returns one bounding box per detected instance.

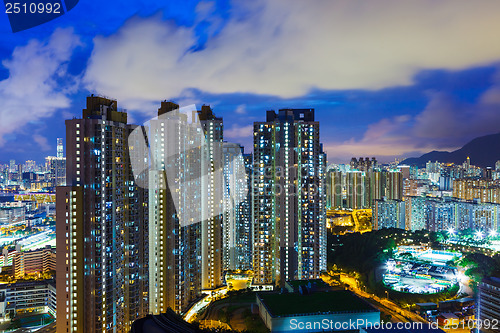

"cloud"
[0,28,81,145]
[325,72,500,163]
[85,0,500,107]
[33,134,51,151]
[224,124,253,139]
[235,104,246,114]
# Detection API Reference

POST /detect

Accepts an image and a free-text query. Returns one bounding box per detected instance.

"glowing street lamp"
[489,230,497,238]
[448,228,455,236]
[475,231,484,240]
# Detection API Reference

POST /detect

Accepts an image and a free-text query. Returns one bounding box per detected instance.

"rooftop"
[257,290,375,317]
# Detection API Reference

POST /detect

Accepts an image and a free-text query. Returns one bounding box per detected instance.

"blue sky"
[1,0,500,165]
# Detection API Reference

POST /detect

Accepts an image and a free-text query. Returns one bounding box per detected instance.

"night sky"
[1,0,500,164]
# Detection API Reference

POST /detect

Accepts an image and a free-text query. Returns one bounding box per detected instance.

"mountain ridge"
[401,132,500,168]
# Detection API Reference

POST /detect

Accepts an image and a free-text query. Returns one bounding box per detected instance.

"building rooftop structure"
[257,290,376,317]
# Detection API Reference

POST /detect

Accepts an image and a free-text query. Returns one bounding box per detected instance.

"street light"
[489,230,497,238]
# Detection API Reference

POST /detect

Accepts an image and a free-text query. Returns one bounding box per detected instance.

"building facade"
[45,156,66,187]
[453,178,500,204]
[401,196,500,233]
[253,109,326,286]
[146,103,225,315]
[0,280,56,319]
[222,143,252,271]
[373,198,405,230]
[56,96,149,333]
[12,246,56,279]
[478,276,500,333]
[326,169,403,210]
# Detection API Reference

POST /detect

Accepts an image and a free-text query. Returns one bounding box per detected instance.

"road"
[337,273,477,333]
[184,288,228,322]
[339,273,427,323]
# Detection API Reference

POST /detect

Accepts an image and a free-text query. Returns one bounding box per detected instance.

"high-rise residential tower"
[147,101,202,314]
[56,96,148,333]
[253,109,326,286]
[373,197,405,230]
[325,168,403,210]
[197,106,224,290]
[222,143,252,271]
[146,103,224,315]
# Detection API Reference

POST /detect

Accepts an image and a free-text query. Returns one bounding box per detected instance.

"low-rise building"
[12,246,56,279]
[257,288,380,332]
[0,279,56,318]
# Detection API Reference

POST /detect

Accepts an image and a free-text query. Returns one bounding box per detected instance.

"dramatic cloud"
[85,0,500,107]
[0,28,80,145]
[326,71,500,163]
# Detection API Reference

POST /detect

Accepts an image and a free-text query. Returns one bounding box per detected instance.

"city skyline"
[2,1,500,164]
[2,87,500,332]
[3,2,500,333]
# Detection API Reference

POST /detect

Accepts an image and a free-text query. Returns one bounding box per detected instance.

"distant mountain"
[402,133,500,168]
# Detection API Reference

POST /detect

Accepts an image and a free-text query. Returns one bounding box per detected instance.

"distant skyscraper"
[327,170,343,209]
[45,156,66,187]
[373,198,405,230]
[346,171,367,209]
[402,196,500,233]
[404,196,427,231]
[385,170,403,200]
[350,157,377,171]
[325,169,403,210]
[56,96,148,333]
[24,160,36,172]
[45,138,67,187]
[222,143,252,271]
[9,159,15,173]
[57,138,64,158]
[453,178,500,204]
[253,109,326,286]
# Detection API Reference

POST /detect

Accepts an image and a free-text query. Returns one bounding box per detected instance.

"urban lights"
[386,260,396,272]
